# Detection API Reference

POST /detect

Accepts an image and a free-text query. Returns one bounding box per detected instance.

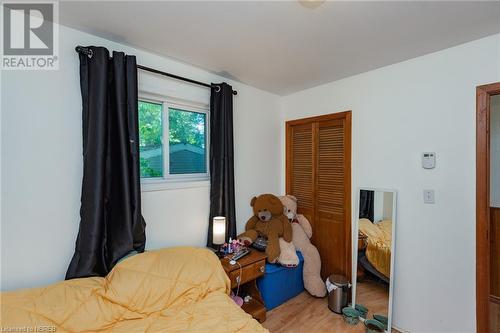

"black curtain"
[66,46,146,280]
[207,83,236,248]
[359,190,375,222]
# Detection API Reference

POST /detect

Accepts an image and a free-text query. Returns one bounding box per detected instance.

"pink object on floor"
[231,294,244,307]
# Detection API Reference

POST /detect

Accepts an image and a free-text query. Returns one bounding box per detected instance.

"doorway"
[285,111,352,280]
[477,82,500,333]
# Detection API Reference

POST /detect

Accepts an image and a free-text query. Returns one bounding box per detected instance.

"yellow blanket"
[358,219,392,278]
[1,247,267,333]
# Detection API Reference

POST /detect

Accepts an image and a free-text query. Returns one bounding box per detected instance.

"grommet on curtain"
[75,46,93,59]
[214,85,221,93]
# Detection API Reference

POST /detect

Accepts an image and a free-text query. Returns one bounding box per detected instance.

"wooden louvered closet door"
[286,112,351,280]
[289,123,314,226]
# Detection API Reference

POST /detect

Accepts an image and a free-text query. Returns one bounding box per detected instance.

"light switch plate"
[423,190,435,204]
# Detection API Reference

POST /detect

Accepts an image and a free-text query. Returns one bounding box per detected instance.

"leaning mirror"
[353,188,396,333]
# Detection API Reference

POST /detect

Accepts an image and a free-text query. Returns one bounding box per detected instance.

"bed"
[358,218,392,280]
[1,247,268,333]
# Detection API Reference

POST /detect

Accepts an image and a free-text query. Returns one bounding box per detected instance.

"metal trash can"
[327,274,350,314]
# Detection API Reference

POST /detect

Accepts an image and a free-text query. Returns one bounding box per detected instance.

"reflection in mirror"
[354,189,396,333]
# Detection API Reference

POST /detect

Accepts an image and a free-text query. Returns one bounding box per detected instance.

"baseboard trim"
[392,325,410,333]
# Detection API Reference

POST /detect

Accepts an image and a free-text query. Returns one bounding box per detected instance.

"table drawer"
[229,259,266,288]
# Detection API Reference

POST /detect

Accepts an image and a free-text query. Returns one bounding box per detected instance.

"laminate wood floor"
[263,279,389,333]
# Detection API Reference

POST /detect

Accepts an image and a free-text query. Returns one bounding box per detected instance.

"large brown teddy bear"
[277,195,327,297]
[238,194,293,263]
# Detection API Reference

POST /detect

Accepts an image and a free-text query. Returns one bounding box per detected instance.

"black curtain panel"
[66,46,146,280]
[359,190,375,222]
[207,83,236,248]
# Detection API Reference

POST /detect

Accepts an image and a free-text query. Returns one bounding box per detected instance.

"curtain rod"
[75,46,237,95]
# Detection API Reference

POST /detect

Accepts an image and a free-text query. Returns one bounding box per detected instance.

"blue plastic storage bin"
[257,251,304,310]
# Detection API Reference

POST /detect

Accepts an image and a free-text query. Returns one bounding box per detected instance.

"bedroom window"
[139,100,164,178]
[138,98,209,186]
[168,108,207,175]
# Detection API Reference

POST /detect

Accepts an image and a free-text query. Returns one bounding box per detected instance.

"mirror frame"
[352,187,397,332]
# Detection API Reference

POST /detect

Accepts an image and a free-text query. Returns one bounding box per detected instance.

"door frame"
[285,111,352,280]
[477,82,500,333]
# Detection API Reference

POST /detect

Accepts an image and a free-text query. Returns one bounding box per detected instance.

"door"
[477,82,500,333]
[286,112,351,280]
[490,94,500,333]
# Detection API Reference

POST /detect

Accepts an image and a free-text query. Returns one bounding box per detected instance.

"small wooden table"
[220,250,267,323]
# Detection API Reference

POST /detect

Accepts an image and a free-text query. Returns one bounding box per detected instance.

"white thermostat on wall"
[422,152,436,169]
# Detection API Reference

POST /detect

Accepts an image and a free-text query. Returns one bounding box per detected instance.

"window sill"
[141,179,210,192]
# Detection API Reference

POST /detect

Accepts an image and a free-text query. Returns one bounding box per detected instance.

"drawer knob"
[259,266,265,273]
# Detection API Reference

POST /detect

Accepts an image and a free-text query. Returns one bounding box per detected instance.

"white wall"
[1,24,282,291]
[281,34,500,333]
[491,95,500,207]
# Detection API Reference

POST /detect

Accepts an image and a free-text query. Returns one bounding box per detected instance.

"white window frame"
[139,92,210,191]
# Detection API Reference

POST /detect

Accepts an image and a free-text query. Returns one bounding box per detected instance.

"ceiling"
[59,1,500,95]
